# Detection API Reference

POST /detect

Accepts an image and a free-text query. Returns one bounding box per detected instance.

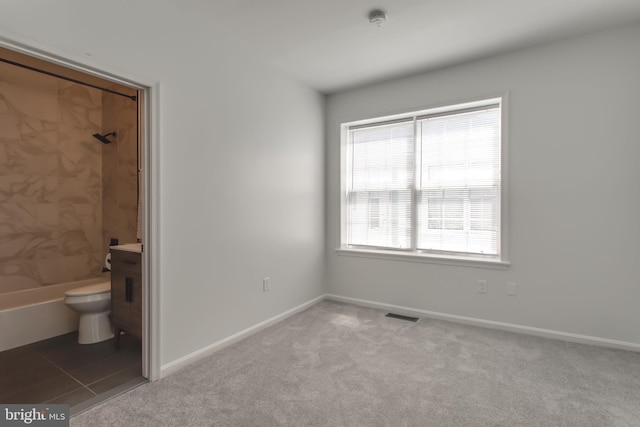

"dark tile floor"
[0,332,145,409]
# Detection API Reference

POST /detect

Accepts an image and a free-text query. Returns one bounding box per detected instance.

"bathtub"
[0,275,111,352]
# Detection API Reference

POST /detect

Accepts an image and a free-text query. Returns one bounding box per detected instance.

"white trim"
[335,247,510,270]
[143,83,162,382]
[0,33,162,381]
[160,295,326,377]
[0,31,154,89]
[499,92,510,262]
[325,294,640,353]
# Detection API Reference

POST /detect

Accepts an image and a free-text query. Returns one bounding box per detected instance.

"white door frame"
[0,34,162,381]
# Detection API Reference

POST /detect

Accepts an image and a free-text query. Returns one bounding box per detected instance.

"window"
[340,98,506,265]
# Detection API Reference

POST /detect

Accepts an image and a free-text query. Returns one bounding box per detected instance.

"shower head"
[93,131,116,144]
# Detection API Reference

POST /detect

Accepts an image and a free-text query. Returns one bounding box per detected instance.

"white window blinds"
[347,120,414,249]
[344,100,502,259]
[417,106,501,255]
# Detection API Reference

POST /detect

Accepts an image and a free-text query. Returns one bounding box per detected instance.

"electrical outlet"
[478,280,488,294]
[507,282,517,296]
[263,277,270,292]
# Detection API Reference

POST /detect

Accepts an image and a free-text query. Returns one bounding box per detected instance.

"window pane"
[470,187,498,232]
[350,122,414,191]
[346,121,414,249]
[348,190,412,249]
[417,107,500,255]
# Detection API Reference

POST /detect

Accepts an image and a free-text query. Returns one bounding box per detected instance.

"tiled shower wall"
[0,62,138,294]
[102,90,138,253]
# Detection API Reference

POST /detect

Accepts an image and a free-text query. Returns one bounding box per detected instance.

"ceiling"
[184,0,640,94]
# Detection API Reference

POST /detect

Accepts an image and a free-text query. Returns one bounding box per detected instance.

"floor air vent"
[385,313,419,322]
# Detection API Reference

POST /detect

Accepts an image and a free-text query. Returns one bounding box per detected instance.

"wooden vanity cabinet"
[110,249,142,348]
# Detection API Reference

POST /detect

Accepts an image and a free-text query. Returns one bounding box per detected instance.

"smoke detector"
[368,9,387,27]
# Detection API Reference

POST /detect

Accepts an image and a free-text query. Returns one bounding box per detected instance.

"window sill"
[335,247,510,270]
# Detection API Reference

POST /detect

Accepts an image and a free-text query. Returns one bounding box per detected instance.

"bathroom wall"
[0,61,104,293]
[101,90,138,252]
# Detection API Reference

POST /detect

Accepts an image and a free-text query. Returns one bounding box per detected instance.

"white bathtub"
[0,275,111,352]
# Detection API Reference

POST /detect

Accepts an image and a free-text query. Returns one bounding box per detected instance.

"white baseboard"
[325,294,640,353]
[161,292,640,377]
[160,295,325,377]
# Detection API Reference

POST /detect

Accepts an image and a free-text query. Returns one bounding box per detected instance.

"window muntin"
[342,99,503,261]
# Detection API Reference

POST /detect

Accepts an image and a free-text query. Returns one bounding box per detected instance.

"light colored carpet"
[72,300,640,426]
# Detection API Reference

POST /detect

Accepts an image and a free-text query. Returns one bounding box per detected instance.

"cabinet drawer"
[111,250,141,273]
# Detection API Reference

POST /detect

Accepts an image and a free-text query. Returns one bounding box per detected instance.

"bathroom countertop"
[110,243,142,253]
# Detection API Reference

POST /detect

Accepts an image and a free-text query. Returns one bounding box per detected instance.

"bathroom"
[0,46,145,408]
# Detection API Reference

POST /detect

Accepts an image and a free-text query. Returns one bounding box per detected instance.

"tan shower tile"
[0,205,59,259]
[60,135,101,154]
[102,176,117,207]
[0,141,7,170]
[86,227,103,253]
[0,176,7,200]
[58,174,101,204]
[58,83,102,129]
[59,203,82,231]
[89,251,104,273]
[59,128,102,178]
[60,153,101,179]
[117,159,138,184]
[57,254,95,282]
[59,124,101,146]
[24,128,58,150]
[59,203,97,229]
[34,203,59,229]
[0,175,58,203]
[0,202,60,233]
[0,260,43,293]
[59,230,93,256]
[0,111,22,138]
[117,128,137,161]
[0,231,56,259]
[102,204,120,245]
[0,80,58,122]
[115,222,136,245]
[0,71,114,290]
[34,255,60,285]
[59,80,102,106]
[18,115,58,136]
[0,131,58,176]
[0,98,10,115]
[117,177,137,210]
[0,61,58,93]
[43,176,58,202]
[59,203,102,253]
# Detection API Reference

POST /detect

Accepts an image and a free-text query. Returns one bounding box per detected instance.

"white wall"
[326,22,640,346]
[0,1,326,367]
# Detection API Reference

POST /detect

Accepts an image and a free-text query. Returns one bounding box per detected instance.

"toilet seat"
[65,281,110,297]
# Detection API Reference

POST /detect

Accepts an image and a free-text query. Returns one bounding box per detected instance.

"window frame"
[337,95,510,269]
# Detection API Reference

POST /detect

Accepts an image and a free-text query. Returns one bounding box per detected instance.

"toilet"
[64,281,113,344]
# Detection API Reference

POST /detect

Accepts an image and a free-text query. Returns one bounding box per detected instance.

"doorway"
[0,43,157,412]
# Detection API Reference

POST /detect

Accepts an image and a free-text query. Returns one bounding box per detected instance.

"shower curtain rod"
[0,57,137,101]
